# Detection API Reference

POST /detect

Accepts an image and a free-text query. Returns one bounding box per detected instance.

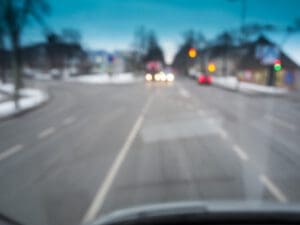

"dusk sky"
[24,0,300,64]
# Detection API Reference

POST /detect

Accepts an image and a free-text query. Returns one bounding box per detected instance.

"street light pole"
[240,0,247,42]
[228,0,247,89]
[228,0,247,42]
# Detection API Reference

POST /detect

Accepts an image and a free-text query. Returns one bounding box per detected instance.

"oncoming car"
[144,61,175,82]
[145,71,175,82]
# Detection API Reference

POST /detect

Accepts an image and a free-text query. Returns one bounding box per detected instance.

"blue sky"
[24,0,300,63]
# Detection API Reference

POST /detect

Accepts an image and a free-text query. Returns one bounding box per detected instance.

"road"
[0,76,300,225]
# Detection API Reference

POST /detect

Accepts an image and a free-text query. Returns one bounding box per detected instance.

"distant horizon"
[14,0,300,64]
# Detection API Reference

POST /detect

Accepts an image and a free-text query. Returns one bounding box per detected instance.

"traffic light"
[188,48,197,58]
[273,59,282,71]
[208,63,216,73]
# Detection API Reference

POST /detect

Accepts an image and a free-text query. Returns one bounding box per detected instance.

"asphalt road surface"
[0,76,300,225]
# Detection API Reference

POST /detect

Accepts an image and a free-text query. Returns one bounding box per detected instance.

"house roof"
[204,35,299,70]
[238,35,299,70]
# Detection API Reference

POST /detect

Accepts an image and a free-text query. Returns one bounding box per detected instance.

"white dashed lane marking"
[38,127,55,139]
[259,174,288,203]
[62,116,76,126]
[219,129,228,140]
[233,144,248,161]
[0,145,24,161]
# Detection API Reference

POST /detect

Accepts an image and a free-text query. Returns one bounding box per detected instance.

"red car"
[198,74,212,85]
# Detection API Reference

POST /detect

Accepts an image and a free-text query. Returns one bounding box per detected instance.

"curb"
[0,92,50,122]
[212,83,288,97]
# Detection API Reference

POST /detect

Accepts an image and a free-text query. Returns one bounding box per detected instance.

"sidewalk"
[0,82,49,120]
[212,76,288,95]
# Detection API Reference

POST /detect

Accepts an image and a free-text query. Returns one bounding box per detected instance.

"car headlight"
[167,73,175,82]
[145,73,152,81]
[160,72,166,81]
[154,73,161,81]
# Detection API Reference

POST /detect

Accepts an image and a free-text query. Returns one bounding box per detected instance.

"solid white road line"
[62,116,76,126]
[82,95,154,224]
[0,145,24,161]
[259,174,287,203]
[38,127,55,139]
[265,115,296,131]
[233,144,248,161]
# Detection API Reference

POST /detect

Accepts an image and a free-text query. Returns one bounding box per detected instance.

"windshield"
[0,0,300,225]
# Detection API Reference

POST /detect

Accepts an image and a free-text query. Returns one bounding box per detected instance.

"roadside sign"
[108,54,114,63]
[255,45,279,65]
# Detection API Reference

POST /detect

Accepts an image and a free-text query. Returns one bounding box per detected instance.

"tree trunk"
[11,31,23,109]
[0,35,6,83]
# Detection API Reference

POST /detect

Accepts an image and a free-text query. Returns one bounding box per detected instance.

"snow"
[68,73,140,85]
[0,82,48,119]
[212,76,239,89]
[212,76,288,95]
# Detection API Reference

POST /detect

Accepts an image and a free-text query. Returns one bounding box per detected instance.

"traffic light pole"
[267,65,275,86]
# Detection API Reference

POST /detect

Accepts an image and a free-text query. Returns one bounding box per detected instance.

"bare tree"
[173,30,205,74]
[196,32,207,49]
[129,26,148,71]
[143,30,165,65]
[0,0,50,108]
[281,18,300,47]
[0,3,7,83]
[133,26,147,54]
[215,31,234,76]
[61,28,81,44]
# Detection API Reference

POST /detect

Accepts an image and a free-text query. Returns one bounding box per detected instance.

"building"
[199,35,300,88]
[88,50,128,74]
[0,49,10,82]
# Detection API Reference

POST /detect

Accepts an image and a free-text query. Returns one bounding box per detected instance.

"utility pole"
[240,0,247,42]
[228,0,247,88]
[228,0,247,42]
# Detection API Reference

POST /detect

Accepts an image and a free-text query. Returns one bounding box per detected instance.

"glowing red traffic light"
[273,59,282,71]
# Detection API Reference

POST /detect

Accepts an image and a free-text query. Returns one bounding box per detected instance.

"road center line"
[259,174,287,203]
[82,95,154,224]
[233,144,248,161]
[62,116,76,126]
[0,145,24,161]
[38,127,55,139]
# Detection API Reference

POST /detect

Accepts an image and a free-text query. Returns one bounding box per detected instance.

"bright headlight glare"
[154,73,161,81]
[145,73,152,81]
[167,73,174,81]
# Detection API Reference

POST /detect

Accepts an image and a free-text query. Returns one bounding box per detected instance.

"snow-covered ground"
[0,82,48,119]
[212,76,288,95]
[68,73,141,85]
